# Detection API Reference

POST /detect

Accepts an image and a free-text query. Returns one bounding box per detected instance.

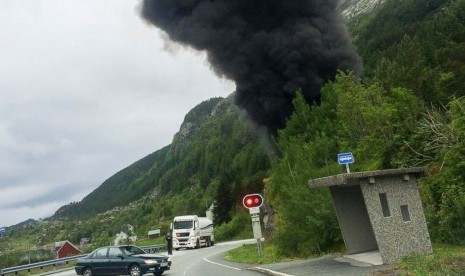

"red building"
[55,240,82,258]
[148,229,161,239]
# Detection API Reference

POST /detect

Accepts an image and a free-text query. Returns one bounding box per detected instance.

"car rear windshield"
[121,246,146,255]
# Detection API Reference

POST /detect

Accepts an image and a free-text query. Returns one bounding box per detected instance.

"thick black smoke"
[140,0,362,134]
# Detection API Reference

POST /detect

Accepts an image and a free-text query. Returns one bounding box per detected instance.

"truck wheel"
[196,239,200,249]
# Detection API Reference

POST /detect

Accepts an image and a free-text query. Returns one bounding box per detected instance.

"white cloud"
[0,0,235,227]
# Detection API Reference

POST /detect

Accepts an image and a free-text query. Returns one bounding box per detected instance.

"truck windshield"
[173,220,193,229]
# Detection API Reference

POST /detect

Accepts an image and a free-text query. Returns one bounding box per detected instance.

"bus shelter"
[309,168,432,264]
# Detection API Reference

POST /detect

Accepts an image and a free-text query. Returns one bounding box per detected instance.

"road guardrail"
[139,244,165,253]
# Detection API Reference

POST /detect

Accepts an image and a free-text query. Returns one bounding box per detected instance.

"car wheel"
[83,267,93,276]
[129,264,141,276]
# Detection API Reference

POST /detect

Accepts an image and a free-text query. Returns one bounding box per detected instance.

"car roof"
[89,245,140,253]
[95,245,139,249]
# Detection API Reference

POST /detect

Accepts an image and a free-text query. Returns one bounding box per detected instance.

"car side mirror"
[117,254,124,259]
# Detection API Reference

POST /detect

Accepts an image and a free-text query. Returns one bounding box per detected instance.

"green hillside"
[0,95,272,267]
[351,0,465,103]
[47,93,271,228]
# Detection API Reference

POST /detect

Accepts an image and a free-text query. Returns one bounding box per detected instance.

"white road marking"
[203,253,242,271]
[253,267,293,276]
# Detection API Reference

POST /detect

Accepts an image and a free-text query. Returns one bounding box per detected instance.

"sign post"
[243,194,264,256]
[338,152,354,173]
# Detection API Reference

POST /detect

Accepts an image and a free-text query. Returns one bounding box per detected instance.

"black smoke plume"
[140,0,362,134]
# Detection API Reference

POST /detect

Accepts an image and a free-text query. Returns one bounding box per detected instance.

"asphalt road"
[42,240,392,276]
[255,255,392,276]
[47,239,263,276]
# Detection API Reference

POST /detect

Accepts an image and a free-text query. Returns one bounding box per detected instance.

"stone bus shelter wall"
[309,168,433,264]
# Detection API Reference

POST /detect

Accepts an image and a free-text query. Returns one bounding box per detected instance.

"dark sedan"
[75,245,170,276]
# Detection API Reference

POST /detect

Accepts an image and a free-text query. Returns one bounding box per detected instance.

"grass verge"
[225,243,465,275]
[224,242,299,264]
[393,244,465,275]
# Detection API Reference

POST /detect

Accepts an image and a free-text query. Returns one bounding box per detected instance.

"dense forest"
[268,0,465,256]
[1,0,465,267]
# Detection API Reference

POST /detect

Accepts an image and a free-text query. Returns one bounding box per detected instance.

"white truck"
[171,215,214,250]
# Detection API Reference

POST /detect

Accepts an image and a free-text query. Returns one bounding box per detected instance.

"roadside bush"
[417,98,465,244]
[438,186,465,244]
[214,212,252,242]
[0,250,22,268]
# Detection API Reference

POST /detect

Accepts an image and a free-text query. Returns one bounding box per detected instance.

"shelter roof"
[308,167,426,189]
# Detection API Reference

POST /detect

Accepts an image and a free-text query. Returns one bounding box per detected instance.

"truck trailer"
[171,215,214,250]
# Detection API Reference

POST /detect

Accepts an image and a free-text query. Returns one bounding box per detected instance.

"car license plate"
[160,262,168,267]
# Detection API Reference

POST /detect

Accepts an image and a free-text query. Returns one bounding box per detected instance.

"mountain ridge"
[52,96,234,219]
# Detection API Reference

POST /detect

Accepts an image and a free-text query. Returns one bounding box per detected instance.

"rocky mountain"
[52,94,269,220]
[338,0,385,18]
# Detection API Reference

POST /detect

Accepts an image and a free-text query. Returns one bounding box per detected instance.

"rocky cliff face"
[338,0,385,18]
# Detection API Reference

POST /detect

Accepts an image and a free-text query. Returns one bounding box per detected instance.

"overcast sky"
[0,0,234,227]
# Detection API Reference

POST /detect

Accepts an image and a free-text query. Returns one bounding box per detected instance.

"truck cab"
[171,215,214,250]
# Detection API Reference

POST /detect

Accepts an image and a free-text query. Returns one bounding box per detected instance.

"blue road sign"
[338,152,354,164]
[0,227,5,233]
